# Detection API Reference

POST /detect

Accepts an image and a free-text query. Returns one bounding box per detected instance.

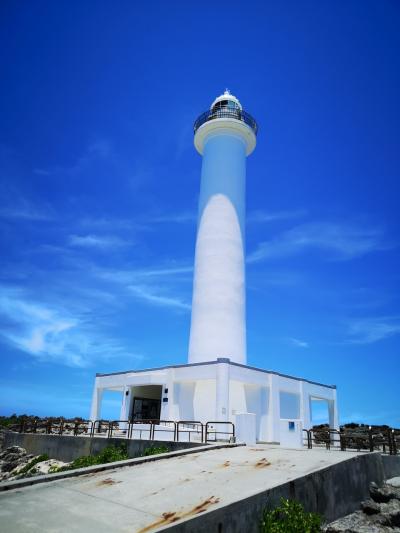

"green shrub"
[260,498,321,533]
[50,444,129,473]
[18,454,49,476]
[142,445,169,456]
[96,444,128,463]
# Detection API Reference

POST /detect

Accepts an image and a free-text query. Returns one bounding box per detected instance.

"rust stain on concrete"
[137,496,221,532]
[255,458,271,468]
[96,477,121,486]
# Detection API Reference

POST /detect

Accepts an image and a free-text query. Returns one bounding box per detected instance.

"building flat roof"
[96,359,336,390]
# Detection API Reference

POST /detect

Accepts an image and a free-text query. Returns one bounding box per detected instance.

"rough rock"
[0,445,26,459]
[0,445,71,481]
[0,446,33,479]
[29,459,68,476]
[372,499,400,527]
[324,480,400,532]
[0,428,6,451]
[370,481,400,503]
[360,499,380,515]
[324,510,395,532]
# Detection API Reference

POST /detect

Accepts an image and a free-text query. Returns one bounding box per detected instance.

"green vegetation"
[142,445,169,456]
[51,444,129,473]
[47,444,170,474]
[18,454,49,476]
[260,498,322,533]
[0,414,21,427]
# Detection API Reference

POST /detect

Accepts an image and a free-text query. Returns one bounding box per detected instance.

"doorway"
[129,385,163,421]
[132,397,161,421]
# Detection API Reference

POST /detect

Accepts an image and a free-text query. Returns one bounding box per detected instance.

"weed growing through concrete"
[142,445,169,456]
[260,498,322,532]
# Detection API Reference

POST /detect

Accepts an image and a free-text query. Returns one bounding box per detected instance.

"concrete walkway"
[0,445,361,533]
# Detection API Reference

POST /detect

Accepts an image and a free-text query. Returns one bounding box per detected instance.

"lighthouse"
[188,90,257,365]
[90,91,339,446]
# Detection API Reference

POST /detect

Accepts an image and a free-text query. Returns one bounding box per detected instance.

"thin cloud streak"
[97,265,193,284]
[0,202,53,221]
[247,209,307,224]
[289,337,309,348]
[68,234,130,249]
[128,285,191,311]
[346,316,400,344]
[147,211,197,224]
[247,222,389,263]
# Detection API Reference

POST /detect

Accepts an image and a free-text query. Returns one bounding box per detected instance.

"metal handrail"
[152,420,177,442]
[128,419,154,440]
[310,429,342,450]
[107,420,130,439]
[194,108,258,135]
[15,418,398,454]
[177,421,204,443]
[205,421,235,443]
[302,429,311,449]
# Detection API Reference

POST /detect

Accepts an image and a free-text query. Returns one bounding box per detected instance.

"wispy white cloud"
[128,285,190,311]
[0,289,140,367]
[78,217,139,231]
[0,200,53,221]
[248,222,389,263]
[97,265,193,284]
[68,234,129,249]
[248,209,307,224]
[346,316,400,344]
[36,139,113,178]
[288,337,309,348]
[147,211,196,224]
[94,264,192,313]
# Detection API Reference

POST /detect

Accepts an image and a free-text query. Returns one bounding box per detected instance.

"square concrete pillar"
[90,383,103,422]
[328,389,339,431]
[300,381,312,430]
[267,374,280,443]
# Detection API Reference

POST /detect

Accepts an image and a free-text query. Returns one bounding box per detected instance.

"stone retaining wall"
[3,432,204,462]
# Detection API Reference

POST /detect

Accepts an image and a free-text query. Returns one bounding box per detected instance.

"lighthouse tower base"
[90,359,338,446]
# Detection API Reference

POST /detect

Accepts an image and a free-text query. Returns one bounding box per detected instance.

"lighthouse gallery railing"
[194,108,258,136]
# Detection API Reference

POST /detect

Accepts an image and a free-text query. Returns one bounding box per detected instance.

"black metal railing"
[194,108,258,136]
[205,421,235,443]
[17,418,237,445]
[303,428,399,455]
[177,421,204,443]
[16,418,397,454]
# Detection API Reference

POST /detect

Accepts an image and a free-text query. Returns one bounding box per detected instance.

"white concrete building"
[90,91,339,445]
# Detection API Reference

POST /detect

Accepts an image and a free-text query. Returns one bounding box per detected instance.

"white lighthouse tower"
[188,90,257,365]
[90,91,339,446]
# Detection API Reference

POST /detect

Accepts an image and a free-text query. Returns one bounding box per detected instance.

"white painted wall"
[193,379,216,421]
[174,382,195,421]
[279,419,303,448]
[236,413,257,445]
[90,362,338,446]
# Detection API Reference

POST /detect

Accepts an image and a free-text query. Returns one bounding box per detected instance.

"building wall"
[173,382,195,420]
[91,362,338,445]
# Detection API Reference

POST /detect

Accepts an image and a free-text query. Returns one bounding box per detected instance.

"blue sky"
[0,1,399,426]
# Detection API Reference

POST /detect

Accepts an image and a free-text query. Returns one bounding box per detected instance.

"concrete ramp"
[0,445,398,533]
